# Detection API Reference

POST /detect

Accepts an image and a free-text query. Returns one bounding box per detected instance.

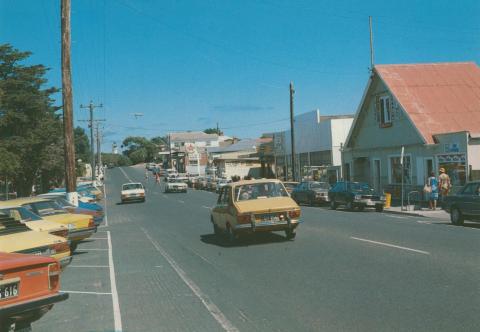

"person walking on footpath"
[427,171,439,210]
[439,167,451,200]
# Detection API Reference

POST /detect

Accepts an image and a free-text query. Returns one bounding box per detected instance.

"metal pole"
[168,133,172,169]
[61,0,77,205]
[289,82,296,181]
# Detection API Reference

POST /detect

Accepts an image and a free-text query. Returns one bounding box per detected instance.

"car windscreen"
[1,207,43,222]
[31,201,67,216]
[123,184,143,190]
[350,183,374,193]
[234,182,289,201]
[310,182,330,190]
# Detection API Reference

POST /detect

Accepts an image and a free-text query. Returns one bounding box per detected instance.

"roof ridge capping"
[375,61,477,68]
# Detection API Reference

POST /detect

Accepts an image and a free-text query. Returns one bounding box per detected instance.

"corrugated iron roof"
[375,62,480,144]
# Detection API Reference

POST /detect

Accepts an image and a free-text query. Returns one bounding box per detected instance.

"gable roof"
[375,62,480,144]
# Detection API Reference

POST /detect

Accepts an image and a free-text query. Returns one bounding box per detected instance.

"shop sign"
[444,142,460,153]
[437,153,465,163]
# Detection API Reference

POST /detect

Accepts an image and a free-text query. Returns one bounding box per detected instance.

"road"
[36,165,480,331]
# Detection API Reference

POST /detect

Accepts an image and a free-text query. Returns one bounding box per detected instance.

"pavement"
[34,166,480,331]
[385,206,451,219]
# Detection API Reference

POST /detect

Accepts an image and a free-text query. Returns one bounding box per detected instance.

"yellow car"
[8,197,96,249]
[0,202,69,239]
[211,179,301,242]
[0,212,72,269]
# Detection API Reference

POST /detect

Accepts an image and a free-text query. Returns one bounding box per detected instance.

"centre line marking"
[141,227,238,332]
[107,231,123,332]
[119,167,133,182]
[60,290,112,295]
[350,236,430,255]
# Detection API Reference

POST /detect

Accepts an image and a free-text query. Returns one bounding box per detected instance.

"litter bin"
[385,193,392,208]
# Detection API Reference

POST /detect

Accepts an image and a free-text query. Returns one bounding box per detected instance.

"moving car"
[291,181,330,205]
[211,179,301,242]
[283,181,299,195]
[443,181,480,225]
[0,214,72,269]
[120,183,146,203]
[328,181,386,212]
[165,177,188,193]
[0,252,69,331]
[11,197,96,249]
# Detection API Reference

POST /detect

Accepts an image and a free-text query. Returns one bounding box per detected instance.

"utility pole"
[289,82,296,181]
[80,101,103,182]
[61,0,77,205]
[369,16,375,72]
[168,133,172,169]
[216,122,220,135]
[95,123,103,170]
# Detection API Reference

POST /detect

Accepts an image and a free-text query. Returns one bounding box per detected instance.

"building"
[207,138,270,179]
[272,110,354,183]
[342,62,480,198]
[167,131,221,174]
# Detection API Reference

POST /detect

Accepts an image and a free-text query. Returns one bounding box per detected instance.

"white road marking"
[104,180,109,227]
[202,206,212,210]
[119,167,133,182]
[416,220,432,224]
[107,231,123,332]
[350,236,430,255]
[69,265,110,268]
[141,227,238,332]
[178,200,185,204]
[386,215,407,219]
[60,290,112,295]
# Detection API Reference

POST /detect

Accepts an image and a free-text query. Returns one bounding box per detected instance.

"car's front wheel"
[451,207,464,226]
[330,199,337,210]
[285,228,296,240]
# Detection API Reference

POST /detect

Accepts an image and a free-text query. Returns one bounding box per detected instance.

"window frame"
[379,95,392,127]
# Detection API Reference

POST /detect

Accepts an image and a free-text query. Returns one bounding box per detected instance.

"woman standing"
[427,171,439,210]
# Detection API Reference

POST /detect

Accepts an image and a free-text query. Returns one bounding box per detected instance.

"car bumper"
[57,255,73,269]
[354,199,385,207]
[314,195,330,202]
[166,187,187,192]
[0,292,69,324]
[68,226,97,242]
[234,219,301,233]
[121,195,145,202]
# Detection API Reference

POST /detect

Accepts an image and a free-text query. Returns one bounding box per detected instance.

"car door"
[211,188,226,229]
[472,183,480,218]
[459,184,476,216]
[338,182,349,204]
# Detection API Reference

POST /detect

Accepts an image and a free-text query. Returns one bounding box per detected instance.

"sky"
[1,0,479,152]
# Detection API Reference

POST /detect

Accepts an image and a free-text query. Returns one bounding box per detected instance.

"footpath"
[385,206,450,220]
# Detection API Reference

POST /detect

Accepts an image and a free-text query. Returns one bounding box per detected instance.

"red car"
[0,252,68,331]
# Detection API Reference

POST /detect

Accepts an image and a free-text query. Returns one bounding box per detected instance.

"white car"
[165,177,187,193]
[121,183,146,203]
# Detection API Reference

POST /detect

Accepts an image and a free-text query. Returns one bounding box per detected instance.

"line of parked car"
[0,182,104,332]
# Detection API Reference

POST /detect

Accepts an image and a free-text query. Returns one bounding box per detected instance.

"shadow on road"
[200,232,290,248]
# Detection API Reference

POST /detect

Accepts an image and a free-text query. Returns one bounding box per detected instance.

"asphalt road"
[35,165,480,332]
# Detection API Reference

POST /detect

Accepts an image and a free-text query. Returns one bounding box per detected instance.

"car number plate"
[0,282,19,300]
[261,214,280,222]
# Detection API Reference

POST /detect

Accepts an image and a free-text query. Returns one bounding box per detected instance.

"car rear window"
[234,182,288,201]
[123,183,144,190]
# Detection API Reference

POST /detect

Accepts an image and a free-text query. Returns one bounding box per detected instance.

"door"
[212,188,227,229]
[372,159,381,192]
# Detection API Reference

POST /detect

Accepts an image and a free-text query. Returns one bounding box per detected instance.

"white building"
[274,110,354,183]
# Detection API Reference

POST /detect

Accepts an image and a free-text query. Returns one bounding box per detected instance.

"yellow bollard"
[385,193,391,208]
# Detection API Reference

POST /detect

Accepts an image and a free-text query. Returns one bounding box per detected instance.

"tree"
[101,153,131,167]
[74,126,90,163]
[122,136,159,163]
[0,44,63,195]
[204,128,223,135]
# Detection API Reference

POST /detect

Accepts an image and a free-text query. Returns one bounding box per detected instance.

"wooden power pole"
[289,82,296,181]
[80,101,103,181]
[61,0,77,205]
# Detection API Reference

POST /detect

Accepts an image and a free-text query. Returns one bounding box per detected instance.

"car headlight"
[354,195,362,200]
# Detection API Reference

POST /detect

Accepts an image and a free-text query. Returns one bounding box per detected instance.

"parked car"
[0,214,72,269]
[0,204,69,239]
[211,179,301,242]
[10,197,96,250]
[215,178,231,193]
[165,177,188,193]
[195,177,208,190]
[443,181,480,225]
[0,252,69,331]
[291,181,330,205]
[329,181,386,212]
[120,183,146,203]
[283,181,299,194]
[40,195,104,226]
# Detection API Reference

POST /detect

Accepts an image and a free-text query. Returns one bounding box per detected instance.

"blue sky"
[1,0,479,151]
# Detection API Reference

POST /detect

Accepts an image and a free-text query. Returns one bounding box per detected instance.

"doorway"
[373,159,381,191]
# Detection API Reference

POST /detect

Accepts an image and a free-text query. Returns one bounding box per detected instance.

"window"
[389,156,411,184]
[380,96,392,127]
[462,184,477,195]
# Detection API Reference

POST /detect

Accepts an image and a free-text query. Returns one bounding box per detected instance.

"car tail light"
[139,192,145,196]
[48,262,61,289]
[237,214,252,224]
[288,210,301,219]
[51,229,69,238]
[88,217,95,228]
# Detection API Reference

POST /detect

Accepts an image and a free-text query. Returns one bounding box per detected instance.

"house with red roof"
[342,62,480,198]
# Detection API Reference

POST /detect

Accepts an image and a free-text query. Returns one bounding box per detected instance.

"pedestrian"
[438,167,451,200]
[427,171,439,210]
